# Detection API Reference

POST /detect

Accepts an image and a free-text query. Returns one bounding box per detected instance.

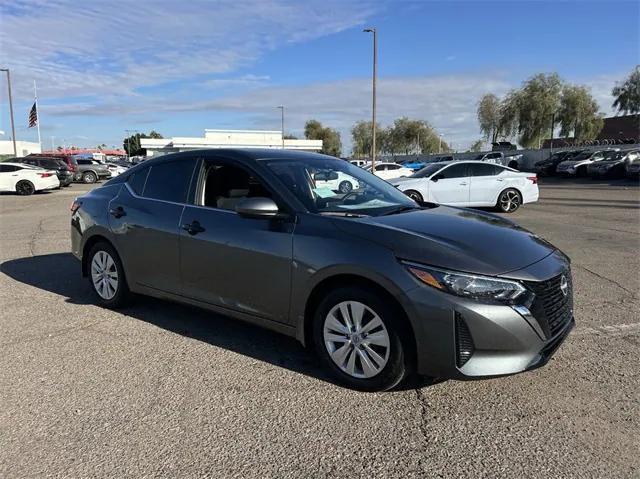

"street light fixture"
[277,105,285,149]
[363,28,377,172]
[0,68,17,156]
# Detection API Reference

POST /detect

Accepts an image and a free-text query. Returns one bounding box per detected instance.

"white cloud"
[1,0,378,99]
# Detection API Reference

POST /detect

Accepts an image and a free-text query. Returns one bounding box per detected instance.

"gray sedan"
[70,149,574,391]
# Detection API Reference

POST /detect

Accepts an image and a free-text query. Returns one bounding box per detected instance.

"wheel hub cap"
[90,251,118,300]
[323,301,390,379]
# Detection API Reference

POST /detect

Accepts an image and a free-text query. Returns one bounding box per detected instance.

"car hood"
[332,206,556,276]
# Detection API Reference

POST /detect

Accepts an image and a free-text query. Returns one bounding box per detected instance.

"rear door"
[179,157,294,323]
[468,163,504,206]
[428,163,470,205]
[108,157,198,294]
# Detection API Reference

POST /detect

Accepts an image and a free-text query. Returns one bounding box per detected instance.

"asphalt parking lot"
[1,178,639,478]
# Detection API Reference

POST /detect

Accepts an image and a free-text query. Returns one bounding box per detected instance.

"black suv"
[15,156,73,187]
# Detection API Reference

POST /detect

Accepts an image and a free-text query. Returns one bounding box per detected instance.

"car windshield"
[568,152,592,161]
[410,162,448,178]
[260,157,418,216]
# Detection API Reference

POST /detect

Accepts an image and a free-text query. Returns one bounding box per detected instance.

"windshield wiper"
[380,205,421,216]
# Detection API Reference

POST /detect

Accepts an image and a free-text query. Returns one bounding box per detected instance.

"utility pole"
[0,69,17,156]
[277,105,284,149]
[550,112,555,154]
[363,28,377,172]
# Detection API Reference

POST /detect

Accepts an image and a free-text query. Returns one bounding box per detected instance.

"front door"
[428,162,470,205]
[108,157,198,294]
[179,158,294,323]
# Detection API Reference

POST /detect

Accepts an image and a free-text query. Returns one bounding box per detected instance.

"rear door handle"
[459,182,468,186]
[109,206,126,218]
[496,178,504,182]
[181,220,206,235]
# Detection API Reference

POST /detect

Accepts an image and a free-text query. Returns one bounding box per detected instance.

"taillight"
[70,199,82,214]
[527,176,538,184]
[38,172,54,178]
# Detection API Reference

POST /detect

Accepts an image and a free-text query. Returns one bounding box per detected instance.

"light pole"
[438,133,443,153]
[50,136,55,152]
[277,105,284,149]
[0,69,17,156]
[363,28,377,172]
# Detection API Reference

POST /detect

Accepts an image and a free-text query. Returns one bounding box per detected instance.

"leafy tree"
[351,120,382,158]
[511,73,563,148]
[477,94,502,143]
[557,85,603,140]
[304,119,341,156]
[468,139,485,152]
[283,134,298,139]
[612,66,640,115]
[123,131,164,156]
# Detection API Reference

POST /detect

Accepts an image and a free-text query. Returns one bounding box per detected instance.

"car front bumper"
[402,252,573,379]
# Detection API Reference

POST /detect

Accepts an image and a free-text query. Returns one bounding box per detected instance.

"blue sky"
[1,0,638,152]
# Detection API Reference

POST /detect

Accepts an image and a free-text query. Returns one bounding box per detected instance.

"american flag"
[28,102,38,128]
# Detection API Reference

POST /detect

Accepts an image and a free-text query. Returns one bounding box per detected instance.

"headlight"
[404,262,529,304]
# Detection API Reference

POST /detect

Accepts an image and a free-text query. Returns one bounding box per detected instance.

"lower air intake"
[455,312,475,368]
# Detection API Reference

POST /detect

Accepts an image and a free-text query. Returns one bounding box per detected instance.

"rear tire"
[312,286,411,391]
[405,190,423,202]
[87,242,130,308]
[496,188,522,213]
[338,181,353,193]
[83,171,97,184]
[16,180,35,196]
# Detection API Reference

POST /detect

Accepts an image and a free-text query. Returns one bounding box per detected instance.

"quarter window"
[127,167,149,195]
[142,160,196,203]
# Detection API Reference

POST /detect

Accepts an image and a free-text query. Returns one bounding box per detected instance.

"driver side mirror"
[235,197,280,219]
[431,174,444,182]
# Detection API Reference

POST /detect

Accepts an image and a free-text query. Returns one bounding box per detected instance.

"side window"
[375,164,386,171]
[469,163,501,177]
[0,165,14,173]
[388,164,400,170]
[127,167,150,195]
[142,160,196,203]
[438,163,468,179]
[201,161,274,211]
[487,153,501,159]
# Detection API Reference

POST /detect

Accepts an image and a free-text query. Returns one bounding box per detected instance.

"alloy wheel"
[16,181,35,196]
[500,190,520,212]
[323,301,390,379]
[90,250,119,300]
[339,181,353,193]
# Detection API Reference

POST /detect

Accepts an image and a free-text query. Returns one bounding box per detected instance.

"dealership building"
[140,129,323,157]
[0,140,42,157]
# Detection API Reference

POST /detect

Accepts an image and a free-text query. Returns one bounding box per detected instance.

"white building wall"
[141,129,322,157]
[0,140,42,157]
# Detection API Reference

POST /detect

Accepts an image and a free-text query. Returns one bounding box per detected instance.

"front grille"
[525,271,573,339]
[455,313,475,368]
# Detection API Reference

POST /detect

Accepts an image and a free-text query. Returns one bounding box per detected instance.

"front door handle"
[459,182,468,186]
[496,178,504,182]
[109,206,126,218]
[181,220,206,235]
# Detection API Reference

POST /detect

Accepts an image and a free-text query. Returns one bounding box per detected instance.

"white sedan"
[105,162,129,176]
[313,170,360,193]
[366,162,414,180]
[389,161,539,213]
[0,162,60,195]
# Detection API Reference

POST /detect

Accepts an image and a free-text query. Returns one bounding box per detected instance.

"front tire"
[82,171,97,183]
[405,190,423,202]
[312,287,410,391]
[87,242,130,308]
[496,188,522,213]
[16,180,35,196]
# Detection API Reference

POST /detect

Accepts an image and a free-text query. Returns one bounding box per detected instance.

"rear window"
[140,160,196,203]
[469,163,503,176]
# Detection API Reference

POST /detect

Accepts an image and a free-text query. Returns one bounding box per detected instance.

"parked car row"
[0,154,131,196]
[535,148,639,178]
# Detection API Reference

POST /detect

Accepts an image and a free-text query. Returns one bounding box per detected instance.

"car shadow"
[1,253,437,391]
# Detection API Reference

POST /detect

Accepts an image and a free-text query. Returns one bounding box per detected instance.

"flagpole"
[34,80,42,151]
